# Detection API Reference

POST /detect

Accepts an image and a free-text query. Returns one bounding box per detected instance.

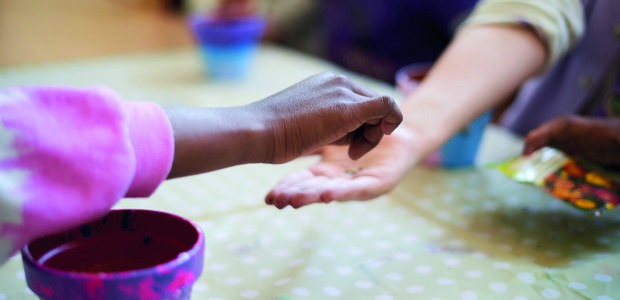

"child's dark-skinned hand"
[523,115,620,166]
[166,72,402,178]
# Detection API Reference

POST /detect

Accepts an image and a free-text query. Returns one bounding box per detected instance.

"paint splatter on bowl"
[21,209,204,300]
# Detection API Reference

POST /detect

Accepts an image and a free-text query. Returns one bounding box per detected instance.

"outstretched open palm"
[265,127,419,209]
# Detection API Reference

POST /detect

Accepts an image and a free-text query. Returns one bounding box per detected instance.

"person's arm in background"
[266,0,585,209]
[0,72,402,262]
[398,25,545,165]
[404,0,584,162]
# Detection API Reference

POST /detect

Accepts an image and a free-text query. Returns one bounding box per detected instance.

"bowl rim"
[395,62,434,84]
[188,14,267,32]
[21,209,205,280]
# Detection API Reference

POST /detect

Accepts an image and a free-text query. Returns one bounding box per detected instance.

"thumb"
[356,95,403,134]
[523,116,574,155]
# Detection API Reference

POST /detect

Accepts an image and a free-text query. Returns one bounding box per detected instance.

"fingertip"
[382,121,399,135]
[322,187,346,203]
[290,195,305,209]
[383,97,403,124]
[265,191,275,204]
[347,146,366,161]
[273,195,289,209]
[523,133,546,156]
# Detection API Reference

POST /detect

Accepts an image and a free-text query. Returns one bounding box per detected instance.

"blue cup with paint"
[189,14,266,79]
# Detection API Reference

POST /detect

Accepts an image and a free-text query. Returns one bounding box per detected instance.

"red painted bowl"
[21,209,204,300]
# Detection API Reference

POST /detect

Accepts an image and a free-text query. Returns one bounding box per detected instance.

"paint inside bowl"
[27,210,198,272]
[37,233,191,272]
[22,210,204,300]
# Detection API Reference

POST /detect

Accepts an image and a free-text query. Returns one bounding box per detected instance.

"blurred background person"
[197,0,478,84]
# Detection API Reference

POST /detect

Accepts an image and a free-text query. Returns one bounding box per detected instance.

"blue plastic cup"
[440,111,491,168]
[396,62,491,168]
[189,15,266,79]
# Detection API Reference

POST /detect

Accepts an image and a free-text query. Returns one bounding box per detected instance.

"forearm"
[167,71,403,178]
[165,106,268,178]
[461,0,584,71]
[401,25,546,161]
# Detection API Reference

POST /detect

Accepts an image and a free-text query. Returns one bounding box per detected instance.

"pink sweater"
[0,86,174,262]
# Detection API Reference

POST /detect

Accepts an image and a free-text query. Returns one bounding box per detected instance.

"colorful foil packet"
[495,147,620,216]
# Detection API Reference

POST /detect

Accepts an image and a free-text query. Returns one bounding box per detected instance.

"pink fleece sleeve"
[121,101,174,198]
[0,86,174,262]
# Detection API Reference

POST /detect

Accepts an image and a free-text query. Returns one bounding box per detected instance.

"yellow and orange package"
[495,147,620,216]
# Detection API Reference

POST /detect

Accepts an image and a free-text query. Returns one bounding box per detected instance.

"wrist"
[236,106,274,165]
[400,91,463,152]
[166,106,271,177]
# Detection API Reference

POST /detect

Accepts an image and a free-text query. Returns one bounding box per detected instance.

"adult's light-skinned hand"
[265,126,418,209]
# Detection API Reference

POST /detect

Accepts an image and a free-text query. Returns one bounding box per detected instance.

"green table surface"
[0,44,618,300]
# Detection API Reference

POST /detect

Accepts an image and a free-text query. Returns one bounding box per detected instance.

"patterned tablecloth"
[0,44,618,300]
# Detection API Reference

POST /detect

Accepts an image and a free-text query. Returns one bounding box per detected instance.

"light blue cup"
[200,43,258,79]
[440,111,491,168]
[396,62,491,168]
[189,15,266,79]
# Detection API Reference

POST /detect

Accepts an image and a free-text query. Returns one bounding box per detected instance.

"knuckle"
[335,86,349,97]
[377,95,393,106]
[332,74,349,85]
[328,86,349,100]
[555,114,573,129]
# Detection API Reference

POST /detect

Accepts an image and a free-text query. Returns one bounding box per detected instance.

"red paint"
[27,210,198,273]
[39,233,190,272]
